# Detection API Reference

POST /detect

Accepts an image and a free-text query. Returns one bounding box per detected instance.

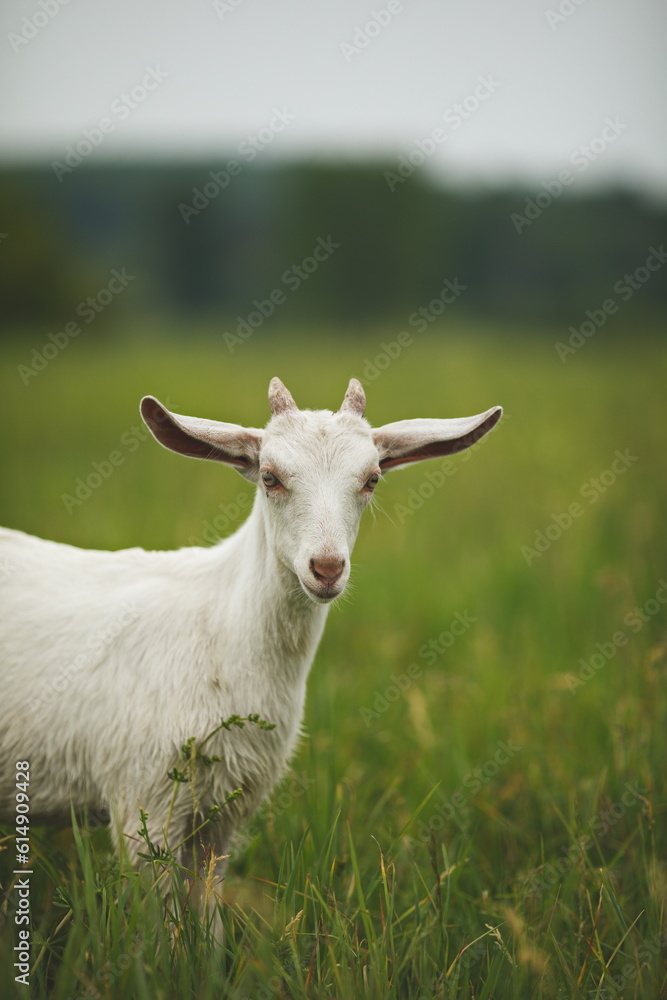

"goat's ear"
[372,405,502,471]
[140,396,263,481]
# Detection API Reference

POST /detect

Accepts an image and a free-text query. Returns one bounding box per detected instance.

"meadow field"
[0,327,665,999]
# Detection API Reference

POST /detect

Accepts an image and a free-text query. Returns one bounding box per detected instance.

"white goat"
[0,378,501,894]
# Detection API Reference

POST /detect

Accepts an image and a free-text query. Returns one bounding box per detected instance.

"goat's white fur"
[0,378,501,894]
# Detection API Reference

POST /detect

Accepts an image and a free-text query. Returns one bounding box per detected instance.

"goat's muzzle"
[301,556,347,602]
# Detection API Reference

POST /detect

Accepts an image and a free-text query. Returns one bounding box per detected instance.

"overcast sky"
[1,0,665,195]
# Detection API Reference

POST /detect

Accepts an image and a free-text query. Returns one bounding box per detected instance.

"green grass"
[1,325,666,998]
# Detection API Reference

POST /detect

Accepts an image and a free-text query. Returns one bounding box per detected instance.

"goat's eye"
[364,473,380,491]
[262,471,281,488]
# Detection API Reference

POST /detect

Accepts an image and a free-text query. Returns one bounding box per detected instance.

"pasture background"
[0,327,665,998]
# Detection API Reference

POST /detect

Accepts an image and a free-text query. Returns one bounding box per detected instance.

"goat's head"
[140,379,502,604]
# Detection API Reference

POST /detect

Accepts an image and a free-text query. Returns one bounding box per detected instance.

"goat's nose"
[310,556,345,586]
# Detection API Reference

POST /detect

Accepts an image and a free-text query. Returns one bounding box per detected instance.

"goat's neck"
[218,494,329,667]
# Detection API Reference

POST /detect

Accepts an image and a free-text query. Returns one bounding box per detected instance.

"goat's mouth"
[299,578,344,604]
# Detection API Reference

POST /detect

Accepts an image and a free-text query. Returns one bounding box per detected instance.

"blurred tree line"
[1,160,665,334]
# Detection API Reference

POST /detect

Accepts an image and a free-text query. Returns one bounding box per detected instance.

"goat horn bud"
[340,378,366,417]
[268,377,298,415]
